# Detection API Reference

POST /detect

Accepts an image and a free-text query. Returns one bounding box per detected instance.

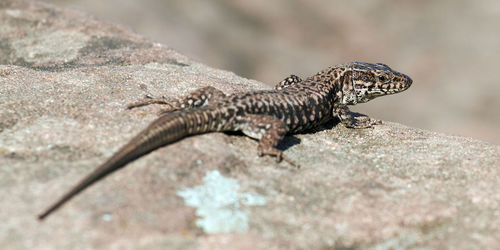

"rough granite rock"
[0,1,499,249]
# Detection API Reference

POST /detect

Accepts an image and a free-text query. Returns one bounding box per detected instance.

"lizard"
[37,62,412,220]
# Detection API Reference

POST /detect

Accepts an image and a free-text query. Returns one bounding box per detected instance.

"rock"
[0,1,499,249]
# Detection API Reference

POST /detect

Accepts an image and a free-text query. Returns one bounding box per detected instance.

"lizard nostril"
[404,74,413,84]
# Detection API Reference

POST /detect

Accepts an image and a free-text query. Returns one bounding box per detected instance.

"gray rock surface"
[1,1,499,249]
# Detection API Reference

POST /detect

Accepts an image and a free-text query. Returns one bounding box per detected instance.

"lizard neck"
[307,66,351,105]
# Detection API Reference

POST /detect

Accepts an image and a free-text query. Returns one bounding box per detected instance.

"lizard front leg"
[234,114,298,168]
[332,103,382,129]
[274,75,303,90]
[127,86,226,114]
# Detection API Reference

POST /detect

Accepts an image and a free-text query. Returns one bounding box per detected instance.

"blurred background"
[44,0,500,144]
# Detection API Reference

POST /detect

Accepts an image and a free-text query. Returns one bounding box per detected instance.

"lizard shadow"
[277,136,301,151]
[223,131,301,151]
[292,116,343,135]
[274,116,342,151]
[299,111,373,132]
[224,113,374,152]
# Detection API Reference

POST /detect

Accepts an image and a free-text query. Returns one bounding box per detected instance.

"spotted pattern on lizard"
[38,62,412,220]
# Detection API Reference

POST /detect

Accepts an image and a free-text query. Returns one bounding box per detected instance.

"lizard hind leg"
[235,114,299,168]
[127,86,226,115]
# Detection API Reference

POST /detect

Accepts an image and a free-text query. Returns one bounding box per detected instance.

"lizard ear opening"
[341,83,358,105]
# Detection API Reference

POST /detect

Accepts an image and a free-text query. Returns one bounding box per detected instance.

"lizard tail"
[38,108,223,220]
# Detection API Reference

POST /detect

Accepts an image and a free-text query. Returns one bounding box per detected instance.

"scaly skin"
[38,62,412,220]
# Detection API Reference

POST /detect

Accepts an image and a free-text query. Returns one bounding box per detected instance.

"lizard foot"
[127,95,171,109]
[342,116,382,129]
[156,107,180,116]
[257,146,300,168]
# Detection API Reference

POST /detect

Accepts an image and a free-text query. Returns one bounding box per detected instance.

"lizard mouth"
[389,73,412,93]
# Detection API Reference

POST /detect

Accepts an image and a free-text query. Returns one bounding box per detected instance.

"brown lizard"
[38,62,412,220]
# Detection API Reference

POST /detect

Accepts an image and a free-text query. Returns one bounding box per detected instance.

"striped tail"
[38,108,223,220]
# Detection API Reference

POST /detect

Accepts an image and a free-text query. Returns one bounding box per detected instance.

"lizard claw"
[156,105,180,116]
[257,146,299,168]
[281,154,300,168]
[126,97,171,110]
[342,116,381,129]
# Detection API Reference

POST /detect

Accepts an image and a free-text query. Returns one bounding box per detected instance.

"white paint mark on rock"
[177,170,266,234]
[102,213,112,222]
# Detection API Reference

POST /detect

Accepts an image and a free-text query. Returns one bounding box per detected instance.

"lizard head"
[342,62,412,104]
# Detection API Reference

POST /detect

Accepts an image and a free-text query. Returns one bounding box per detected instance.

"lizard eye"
[378,75,387,82]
